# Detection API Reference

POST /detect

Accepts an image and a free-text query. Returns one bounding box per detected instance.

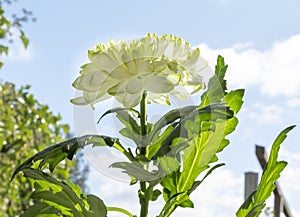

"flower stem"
[140,91,147,155]
[139,184,154,217]
[139,91,151,217]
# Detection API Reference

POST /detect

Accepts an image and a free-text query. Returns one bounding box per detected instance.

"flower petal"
[187,56,209,73]
[121,54,138,75]
[148,93,170,106]
[170,86,190,100]
[110,65,132,79]
[187,72,203,85]
[72,70,109,91]
[152,59,167,74]
[83,90,110,105]
[70,96,88,105]
[93,52,119,72]
[79,63,99,74]
[144,75,174,93]
[107,82,126,95]
[180,48,200,68]
[126,77,145,94]
[136,59,153,75]
[115,92,143,108]
[185,84,202,94]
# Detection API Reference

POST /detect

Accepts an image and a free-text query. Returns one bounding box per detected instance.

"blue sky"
[1,0,300,216]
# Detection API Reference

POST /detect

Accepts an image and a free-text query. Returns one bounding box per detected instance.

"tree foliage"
[0,82,71,216]
[0,0,35,68]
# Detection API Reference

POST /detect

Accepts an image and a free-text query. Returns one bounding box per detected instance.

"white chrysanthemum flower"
[71,33,210,108]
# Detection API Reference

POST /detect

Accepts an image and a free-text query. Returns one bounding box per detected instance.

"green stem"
[139,91,151,217]
[107,206,136,217]
[140,91,147,155]
[139,183,155,217]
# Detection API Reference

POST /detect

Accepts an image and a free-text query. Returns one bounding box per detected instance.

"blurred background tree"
[0,82,71,216]
[0,0,35,68]
[0,82,90,216]
[0,1,90,216]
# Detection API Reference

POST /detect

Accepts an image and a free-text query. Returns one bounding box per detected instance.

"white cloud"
[199,34,300,98]
[249,103,284,124]
[287,97,300,108]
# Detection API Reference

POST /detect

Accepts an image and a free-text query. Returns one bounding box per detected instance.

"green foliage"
[20,30,29,48]
[21,168,107,217]
[0,82,72,216]
[11,134,119,181]
[0,1,35,68]
[10,54,294,217]
[98,107,141,145]
[200,55,228,107]
[236,125,295,217]
[156,56,243,217]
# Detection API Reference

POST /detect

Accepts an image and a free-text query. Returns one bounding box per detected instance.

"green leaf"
[178,121,226,192]
[150,189,162,201]
[148,105,197,142]
[200,55,228,107]
[178,198,194,208]
[147,103,234,163]
[119,128,140,144]
[116,109,141,143]
[97,107,139,124]
[157,139,189,174]
[236,125,296,217]
[0,28,6,38]
[224,89,245,113]
[146,123,176,160]
[21,168,107,217]
[215,117,239,154]
[11,135,118,180]
[87,195,107,217]
[20,31,29,49]
[158,192,190,217]
[0,45,9,55]
[22,203,60,217]
[110,161,163,182]
[245,203,266,217]
[153,104,233,159]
